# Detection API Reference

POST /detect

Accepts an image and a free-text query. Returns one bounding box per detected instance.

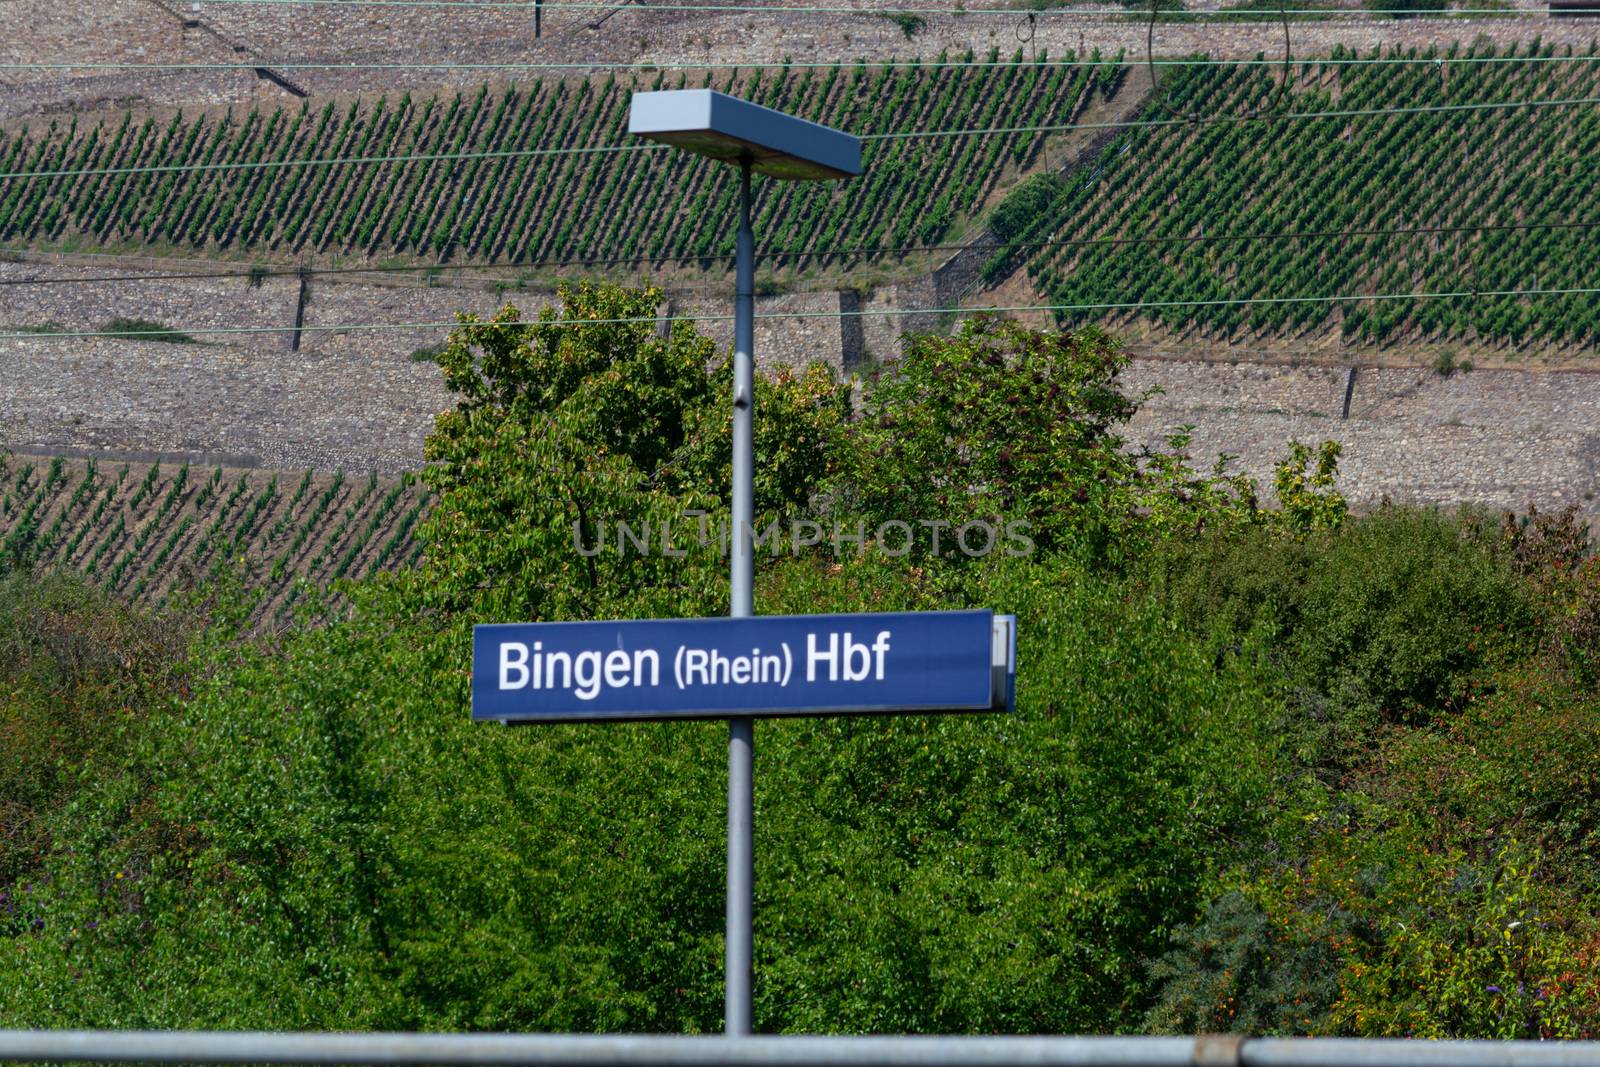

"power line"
[4,93,1595,183]
[4,285,1597,342]
[108,0,1567,15]
[860,93,1600,138]
[0,143,658,183]
[7,50,1595,74]
[4,217,1598,288]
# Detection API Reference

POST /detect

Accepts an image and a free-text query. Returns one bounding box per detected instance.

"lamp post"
[628,89,861,1036]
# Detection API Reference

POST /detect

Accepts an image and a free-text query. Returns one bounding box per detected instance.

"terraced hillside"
[0,454,430,622]
[0,54,1118,265]
[1004,41,1600,349]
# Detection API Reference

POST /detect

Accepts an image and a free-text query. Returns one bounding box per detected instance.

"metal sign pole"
[726,157,756,1037]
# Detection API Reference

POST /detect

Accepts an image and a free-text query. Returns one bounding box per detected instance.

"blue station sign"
[472,610,1015,723]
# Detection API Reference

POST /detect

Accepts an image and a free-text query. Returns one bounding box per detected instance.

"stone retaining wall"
[668,289,855,373]
[1124,359,1600,516]
[0,257,866,470]
[6,254,1600,514]
[0,258,520,470]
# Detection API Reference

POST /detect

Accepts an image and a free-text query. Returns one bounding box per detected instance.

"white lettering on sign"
[497,641,660,700]
[806,630,891,682]
[681,647,785,687]
[502,629,898,701]
[500,642,530,689]
[673,642,793,689]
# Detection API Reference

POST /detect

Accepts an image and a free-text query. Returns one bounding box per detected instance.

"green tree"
[846,317,1140,563]
[417,282,850,622]
[1273,440,1348,537]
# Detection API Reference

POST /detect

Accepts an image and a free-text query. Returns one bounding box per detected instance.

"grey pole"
[726,157,756,1037]
[627,86,857,1041]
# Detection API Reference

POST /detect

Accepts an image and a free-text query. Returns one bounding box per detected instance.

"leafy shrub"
[990,173,1065,244]
[1366,0,1446,17]
[1245,829,1600,1038]
[845,316,1140,563]
[1149,507,1536,728]
[418,283,850,622]
[0,572,189,886]
[1145,891,1340,1035]
[101,317,196,344]
[1291,508,1536,723]
[877,12,926,37]
[1273,441,1348,536]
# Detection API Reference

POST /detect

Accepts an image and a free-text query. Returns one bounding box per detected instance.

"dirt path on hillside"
[966,74,1154,328]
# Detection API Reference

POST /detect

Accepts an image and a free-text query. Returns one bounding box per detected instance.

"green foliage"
[877,12,926,37]
[844,317,1287,565]
[676,361,854,527]
[983,174,1066,284]
[0,572,190,886]
[1131,425,1263,541]
[754,561,1282,1032]
[1143,507,1597,1039]
[0,554,1283,1032]
[1273,440,1348,537]
[989,173,1064,243]
[846,317,1139,562]
[101,317,196,344]
[5,299,1598,1039]
[1289,508,1534,724]
[1243,829,1600,1038]
[1145,891,1340,1034]
[419,286,720,622]
[417,282,851,621]
[1149,507,1535,732]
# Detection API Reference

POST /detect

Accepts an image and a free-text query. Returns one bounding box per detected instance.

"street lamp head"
[628,89,862,181]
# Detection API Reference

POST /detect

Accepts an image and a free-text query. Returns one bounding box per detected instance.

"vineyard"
[0,454,430,623]
[1012,40,1600,348]
[0,54,1118,265]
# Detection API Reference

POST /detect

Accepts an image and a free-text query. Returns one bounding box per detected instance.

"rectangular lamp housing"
[628,89,862,181]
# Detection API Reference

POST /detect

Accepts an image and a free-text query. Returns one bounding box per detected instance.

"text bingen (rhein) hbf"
[496,629,893,701]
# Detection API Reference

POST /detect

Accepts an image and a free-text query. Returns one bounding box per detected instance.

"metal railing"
[2,1034,1600,1067]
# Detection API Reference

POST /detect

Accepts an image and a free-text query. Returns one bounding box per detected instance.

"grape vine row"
[0,53,1107,265]
[1019,40,1600,347]
[0,455,431,624]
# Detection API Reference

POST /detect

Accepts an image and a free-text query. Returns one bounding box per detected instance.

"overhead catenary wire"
[5,217,1600,288]
[4,93,1597,182]
[5,285,1599,343]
